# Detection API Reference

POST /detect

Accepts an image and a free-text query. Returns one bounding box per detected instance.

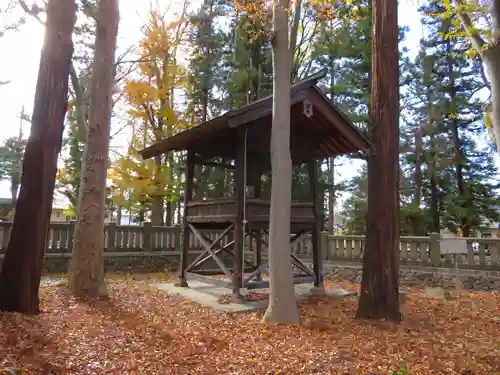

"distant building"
[119,213,139,226]
[0,197,115,223]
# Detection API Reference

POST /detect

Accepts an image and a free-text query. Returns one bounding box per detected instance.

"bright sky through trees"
[0,0,424,202]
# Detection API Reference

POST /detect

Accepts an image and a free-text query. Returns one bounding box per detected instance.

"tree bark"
[327,59,336,233]
[69,63,88,140]
[445,35,468,236]
[262,0,299,325]
[151,155,164,225]
[116,205,122,224]
[413,127,422,207]
[429,135,440,233]
[68,0,119,297]
[356,0,401,321]
[10,110,25,208]
[0,0,76,313]
[327,157,335,233]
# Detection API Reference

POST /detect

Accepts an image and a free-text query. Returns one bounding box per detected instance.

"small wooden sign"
[303,99,313,118]
[439,238,468,254]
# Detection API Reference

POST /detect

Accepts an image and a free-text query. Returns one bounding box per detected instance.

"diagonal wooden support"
[289,231,315,276]
[187,223,233,279]
[291,253,315,276]
[192,232,255,271]
[243,229,315,287]
[243,261,269,286]
[185,223,234,272]
[187,224,234,271]
[259,230,312,275]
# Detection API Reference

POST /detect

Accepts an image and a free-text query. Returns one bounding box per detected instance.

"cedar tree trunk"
[0,0,76,313]
[356,0,401,321]
[68,0,119,297]
[262,0,299,325]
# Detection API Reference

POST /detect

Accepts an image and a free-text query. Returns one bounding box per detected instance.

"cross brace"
[242,229,315,288]
[185,222,255,278]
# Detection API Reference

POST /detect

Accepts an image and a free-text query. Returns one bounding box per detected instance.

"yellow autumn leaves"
[107,9,189,210]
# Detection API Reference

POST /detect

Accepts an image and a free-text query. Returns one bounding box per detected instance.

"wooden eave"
[139,69,371,162]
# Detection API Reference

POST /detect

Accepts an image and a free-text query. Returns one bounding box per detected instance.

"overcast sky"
[0,1,424,208]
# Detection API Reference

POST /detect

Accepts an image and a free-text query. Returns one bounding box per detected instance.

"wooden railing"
[0,222,498,270]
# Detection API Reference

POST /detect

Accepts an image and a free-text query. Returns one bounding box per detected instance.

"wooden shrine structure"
[139,69,371,298]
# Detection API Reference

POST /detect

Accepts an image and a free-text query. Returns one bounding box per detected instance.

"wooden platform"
[186,198,315,231]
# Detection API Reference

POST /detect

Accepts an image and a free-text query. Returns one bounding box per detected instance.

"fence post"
[173,224,182,250]
[107,222,117,252]
[0,222,12,252]
[320,231,329,260]
[430,232,441,267]
[142,222,152,252]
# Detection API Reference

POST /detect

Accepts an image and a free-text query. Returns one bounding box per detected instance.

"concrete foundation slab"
[152,280,357,314]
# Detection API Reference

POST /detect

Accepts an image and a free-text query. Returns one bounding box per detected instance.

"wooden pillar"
[255,230,262,281]
[176,151,195,287]
[308,159,324,289]
[233,130,245,299]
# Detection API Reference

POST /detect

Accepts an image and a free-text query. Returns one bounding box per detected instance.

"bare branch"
[18,0,44,24]
[110,123,129,140]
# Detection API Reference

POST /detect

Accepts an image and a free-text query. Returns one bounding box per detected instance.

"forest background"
[0,0,495,237]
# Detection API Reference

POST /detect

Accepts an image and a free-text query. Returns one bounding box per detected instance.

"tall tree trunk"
[249,42,261,102]
[289,0,302,81]
[356,0,401,321]
[116,205,122,225]
[69,64,88,139]
[327,158,335,232]
[176,199,181,224]
[151,155,164,225]
[10,107,25,208]
[413,127,422,207]
[68,0,119,297]
[445,36,467,236]
[429,135,440,233]
[410,127,423,236]
[0,0,76,313]
[165,151,175,225]
[262,0,299,325]
[327,64,336,233]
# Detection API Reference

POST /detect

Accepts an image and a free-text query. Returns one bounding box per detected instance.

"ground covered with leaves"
[0,274,499,375]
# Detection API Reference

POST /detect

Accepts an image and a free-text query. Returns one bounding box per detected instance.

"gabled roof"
[140,69,371,161]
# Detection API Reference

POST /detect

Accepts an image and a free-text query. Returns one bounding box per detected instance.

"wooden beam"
[193,156,236,169]
[308,159,324,289]
[232,129,246,300]
[188,223,233,280]
[228,90,308,128]
[177,151,195,287]
[307,88,371,153]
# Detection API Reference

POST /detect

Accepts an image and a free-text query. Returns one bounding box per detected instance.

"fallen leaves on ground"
[0,274,498,375]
